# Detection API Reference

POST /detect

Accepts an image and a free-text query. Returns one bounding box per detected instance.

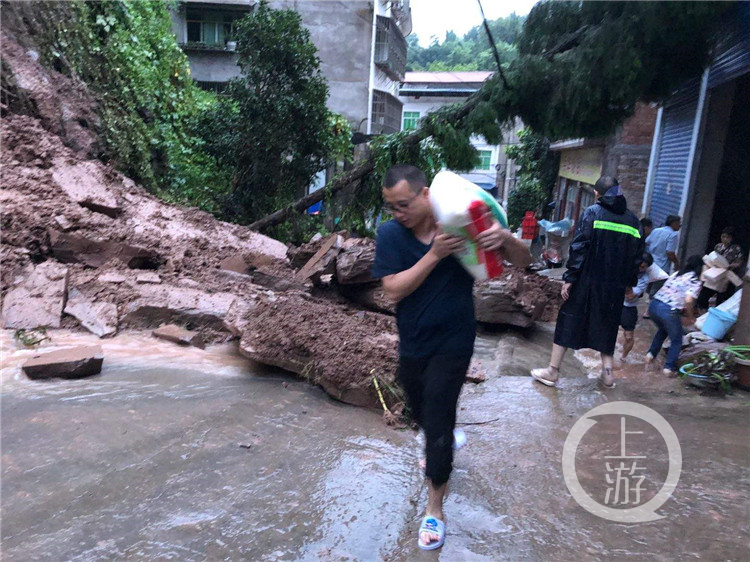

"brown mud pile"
[240,294,398,407]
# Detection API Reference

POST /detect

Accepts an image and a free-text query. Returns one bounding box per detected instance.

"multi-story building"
[170,0,411,135]
[398,71,520,203]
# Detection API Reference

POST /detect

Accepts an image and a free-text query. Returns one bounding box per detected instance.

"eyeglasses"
[383,192,421,214]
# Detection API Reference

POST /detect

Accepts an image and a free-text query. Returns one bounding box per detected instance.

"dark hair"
[679,254,703,277]
[665,215,681,227]
[641,252,654,266]
[594,175,618,193]
[640,217,653,228]
[384,164,427,193]
[722,226,735,237]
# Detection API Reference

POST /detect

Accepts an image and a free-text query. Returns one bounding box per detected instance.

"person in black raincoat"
[531,176,644,388]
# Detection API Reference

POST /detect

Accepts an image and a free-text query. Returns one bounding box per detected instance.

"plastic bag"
[429,171,508,281]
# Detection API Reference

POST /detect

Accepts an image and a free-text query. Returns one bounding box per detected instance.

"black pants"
[398,354,471,486]
[697,285,736,310]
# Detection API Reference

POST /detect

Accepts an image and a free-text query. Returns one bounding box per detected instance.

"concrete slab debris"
[22,345,104,379]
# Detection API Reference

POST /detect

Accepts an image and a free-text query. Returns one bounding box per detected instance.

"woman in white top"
[645,255,703,376]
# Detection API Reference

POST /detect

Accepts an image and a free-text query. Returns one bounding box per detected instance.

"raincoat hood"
[598,185,627,215]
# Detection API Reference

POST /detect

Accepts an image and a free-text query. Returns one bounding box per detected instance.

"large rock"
[63,288,118,337]
[22,345,104,379]
[222,298,259,338]
[296,234,344,283]
[52,158,121,217]
[152,324,204,349]
[474,279,543,328]
[339,284,395,315]
[474,268,563,327]
[48,229,161,269]
[121,284,237,332]
[336,238,376,285]
[238,294,399,408]
[1,261,68,329]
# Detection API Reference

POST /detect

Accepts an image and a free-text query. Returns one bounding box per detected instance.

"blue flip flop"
[418,516,445,550]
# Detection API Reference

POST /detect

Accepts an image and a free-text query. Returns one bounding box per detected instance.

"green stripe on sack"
[593,220,641,238]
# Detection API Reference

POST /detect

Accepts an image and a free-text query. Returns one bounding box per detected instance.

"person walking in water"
[371,164,530,550]
[531,176,644,388]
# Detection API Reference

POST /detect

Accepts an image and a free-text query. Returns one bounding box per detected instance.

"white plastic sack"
[429,171,508,281]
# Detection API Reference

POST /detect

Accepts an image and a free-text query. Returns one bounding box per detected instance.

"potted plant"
[679,349,737,392]
[226,40,237,51]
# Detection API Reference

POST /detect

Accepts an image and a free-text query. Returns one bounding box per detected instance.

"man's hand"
[625,287,635,299]
[561,282,573,301]
[429,228,465,260]
[475,221,511,251]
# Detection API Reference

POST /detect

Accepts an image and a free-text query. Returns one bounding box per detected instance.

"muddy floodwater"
[2,324,748,561]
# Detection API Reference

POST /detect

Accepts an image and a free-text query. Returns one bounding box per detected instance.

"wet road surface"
[2,324,748,561]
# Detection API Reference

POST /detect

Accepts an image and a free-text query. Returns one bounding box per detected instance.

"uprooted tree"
[250,1,731,233]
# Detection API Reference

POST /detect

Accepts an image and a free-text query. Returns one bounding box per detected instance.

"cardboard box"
[702,266,729,292]
[704,251,730,269]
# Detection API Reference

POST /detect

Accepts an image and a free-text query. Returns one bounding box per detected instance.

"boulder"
[152,324,204,349]
[296,234,344,282]
[473,268,562,327]
[220,255,250,275]
[63,288,118,337]
[48,229,160,269]
[121,284,237,332]
[336,238,376,285]
[22,345,104,379]
[52,158,121,217]
[338,284,395,315]
[135,272,161,284]
[98,272,127,284]
[1,261,68,329]
[237,293,399,409]
[222,298,259,338]
[474,279,542,328]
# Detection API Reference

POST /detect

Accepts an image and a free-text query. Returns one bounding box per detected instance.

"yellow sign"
[558,148,603,185]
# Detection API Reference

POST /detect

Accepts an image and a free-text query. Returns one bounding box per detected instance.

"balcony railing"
[374,16,407,81]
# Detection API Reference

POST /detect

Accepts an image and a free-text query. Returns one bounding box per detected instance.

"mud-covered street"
[2,321,747,561]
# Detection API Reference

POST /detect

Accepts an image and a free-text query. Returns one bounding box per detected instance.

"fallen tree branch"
[249,87,489,232]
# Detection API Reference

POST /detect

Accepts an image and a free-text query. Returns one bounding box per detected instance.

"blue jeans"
[647,300,684,371]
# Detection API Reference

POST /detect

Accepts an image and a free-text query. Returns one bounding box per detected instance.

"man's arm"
[561,207,595,298]
[474,221,532,268]
[381,232,464,303]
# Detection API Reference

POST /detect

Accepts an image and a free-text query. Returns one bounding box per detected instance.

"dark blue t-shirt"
[371,220,476,359]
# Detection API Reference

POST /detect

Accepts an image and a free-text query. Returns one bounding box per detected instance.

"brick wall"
[603,103,658,216]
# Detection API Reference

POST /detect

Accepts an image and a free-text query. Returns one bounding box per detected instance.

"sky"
[409,0,540,46]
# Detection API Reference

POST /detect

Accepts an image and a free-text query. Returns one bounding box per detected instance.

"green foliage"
[406,14,525,71]
[505,129,558,230]
[330,132,445,237]
[37,0,231,206]
[215,2,334,224]
[510,1,731,139]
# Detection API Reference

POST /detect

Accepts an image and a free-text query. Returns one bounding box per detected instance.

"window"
[186,9,242,47]
[371,90,402,135]
[402,111,420,131]
[476,150,492,171]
